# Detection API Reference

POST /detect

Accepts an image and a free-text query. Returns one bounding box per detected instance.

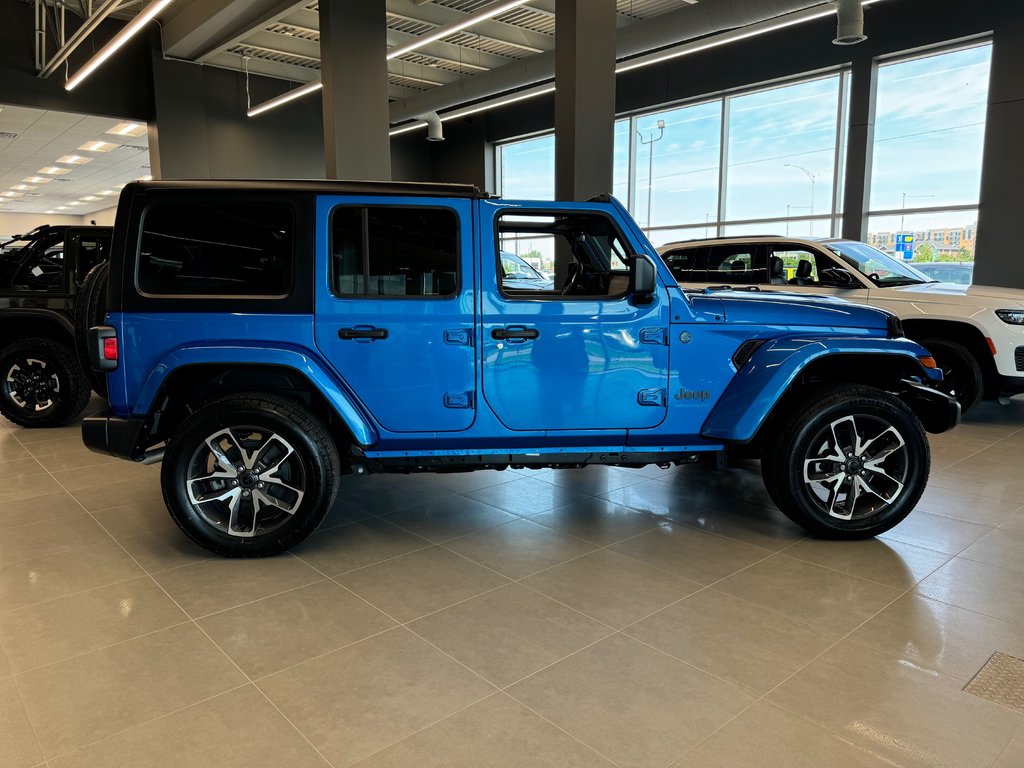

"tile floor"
[1,397,1023,767]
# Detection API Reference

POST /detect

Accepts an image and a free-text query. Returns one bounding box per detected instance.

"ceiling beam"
[162,0,305,59]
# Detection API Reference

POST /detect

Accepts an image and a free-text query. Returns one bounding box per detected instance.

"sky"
[498,43,992,243]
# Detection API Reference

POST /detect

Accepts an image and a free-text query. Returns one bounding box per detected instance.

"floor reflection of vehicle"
[914,261,974,285]
[499,250,554,291]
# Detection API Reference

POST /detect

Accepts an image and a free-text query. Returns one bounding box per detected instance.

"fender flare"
[701,335,937,443]
[133,343,379,447]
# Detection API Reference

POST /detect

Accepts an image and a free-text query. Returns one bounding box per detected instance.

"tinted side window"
[662,247,706,282]
[693,245,765,284]
[138,203,294,297]
[72,232,111,286]
[331,207,459,297]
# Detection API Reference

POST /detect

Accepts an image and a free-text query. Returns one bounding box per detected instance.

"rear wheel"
[761,384,929,538]
[0,337,91,428]
[75,261,110,397]
[161,393,340,557]
[918,338,983,413]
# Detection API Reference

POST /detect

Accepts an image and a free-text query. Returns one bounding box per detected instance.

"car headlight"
[995,309,1024,325]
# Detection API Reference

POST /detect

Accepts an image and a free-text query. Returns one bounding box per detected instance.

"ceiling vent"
[0,131,19,140]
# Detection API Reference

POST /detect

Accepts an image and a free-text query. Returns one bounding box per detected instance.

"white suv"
[657,236,1024,411]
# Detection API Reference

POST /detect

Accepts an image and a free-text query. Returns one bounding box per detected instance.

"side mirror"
[628,255,657,300]
[820,267,857,287]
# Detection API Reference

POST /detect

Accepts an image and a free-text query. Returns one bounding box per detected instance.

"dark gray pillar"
[841,55,877,242]
[320,0,391,180]
[149,52,210,179]
[554,0,617,202]
[974,8,1024,289]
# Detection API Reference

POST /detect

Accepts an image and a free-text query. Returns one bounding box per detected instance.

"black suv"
[0,224,112,426]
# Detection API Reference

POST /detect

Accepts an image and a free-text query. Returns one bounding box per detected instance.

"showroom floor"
[1,399,1023,768]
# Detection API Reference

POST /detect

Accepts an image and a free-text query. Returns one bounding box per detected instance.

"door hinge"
[443,328,473,346]
[639,328,668,345]
[637,388,666,407]
[443,391,474,409]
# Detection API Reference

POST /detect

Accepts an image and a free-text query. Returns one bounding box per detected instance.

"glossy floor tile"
[0,398,1022,766]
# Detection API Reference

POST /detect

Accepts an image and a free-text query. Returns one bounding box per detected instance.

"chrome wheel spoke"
[205,430,242,476]
[253,434,295,474]
[226,489,252,537]
[859,426,905,462]
[191,485,240,506]
[258,476,304,514]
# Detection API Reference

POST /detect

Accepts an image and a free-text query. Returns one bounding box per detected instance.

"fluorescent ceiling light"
[57,206,69,210]
[385,0,530,60]
[98,189,116,195]
[44,210,55,214]
[65,0,174,91]
[78,140,118,153]
[81,195,100,201]
[247,80,322,117]
[67,201,83,206]
[11,184,36,191]
[107,121,146,137]
[1,191,24,198]
[39,166,71,175]
[56,155,92,165]
[23,176,50,184]
[137,174,153,181]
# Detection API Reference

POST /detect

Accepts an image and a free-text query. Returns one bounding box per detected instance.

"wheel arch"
[0,310,75,350]
[900,318,997,395]
[702,337,939,445]
[144,360,377,452]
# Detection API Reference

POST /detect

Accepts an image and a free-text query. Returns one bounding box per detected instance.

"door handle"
[338,326,388,340]
[492,327,539,340]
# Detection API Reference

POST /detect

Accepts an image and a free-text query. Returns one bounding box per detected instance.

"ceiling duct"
[832,0,867,44]
[418,112,445,142]
[388,0,837,124]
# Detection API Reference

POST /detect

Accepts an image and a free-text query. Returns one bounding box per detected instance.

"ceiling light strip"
[246,80,323,117]
[65,0,175,91]
[385,0,532,60]
[388,0,882,135]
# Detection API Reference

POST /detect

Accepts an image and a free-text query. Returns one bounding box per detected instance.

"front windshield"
[825,240,934,286]
[501,251,544,280]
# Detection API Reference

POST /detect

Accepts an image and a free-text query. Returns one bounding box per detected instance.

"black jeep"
[0,224,112,427]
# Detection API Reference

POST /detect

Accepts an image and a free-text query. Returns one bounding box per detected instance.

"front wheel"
[761,384,929,539]
[918,338,983,413]
[161,394,340,557]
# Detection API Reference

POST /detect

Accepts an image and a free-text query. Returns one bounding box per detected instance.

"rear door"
[313,196,476,433]
[762,243,868,303]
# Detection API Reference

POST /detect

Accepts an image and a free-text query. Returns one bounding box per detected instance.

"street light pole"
[901,192,936,232]
[637,119,666,235]
[784,163,824,219]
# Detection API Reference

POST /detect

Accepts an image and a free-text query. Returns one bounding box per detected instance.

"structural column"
[320,0,391,180]
[974,5,1024,289]
[840,54,877,242]
[554,0,617,202]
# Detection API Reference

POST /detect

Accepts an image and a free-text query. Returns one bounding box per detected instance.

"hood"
[688,289,890,331]
[887,281,1024,306]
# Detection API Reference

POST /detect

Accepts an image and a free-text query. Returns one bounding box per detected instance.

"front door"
[764,243,868,303]
[481,203,670,433]
[314,196,476,433]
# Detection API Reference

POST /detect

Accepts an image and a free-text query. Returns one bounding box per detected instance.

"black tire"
[761,384,929,539]
[75,261,110,398]
[161,393,340,557]
[918,337,983,413]
[0,337,92,428]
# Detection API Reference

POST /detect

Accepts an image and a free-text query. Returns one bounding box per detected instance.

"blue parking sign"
[894,233,914,260]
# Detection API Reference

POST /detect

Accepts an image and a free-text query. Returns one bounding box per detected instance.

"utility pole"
[637,120,666,234]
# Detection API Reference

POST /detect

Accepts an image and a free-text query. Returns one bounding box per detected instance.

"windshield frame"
[823,240,935,286]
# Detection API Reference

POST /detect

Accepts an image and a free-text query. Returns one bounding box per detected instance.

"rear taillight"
[89,325,118,372]
[103,337,118,361]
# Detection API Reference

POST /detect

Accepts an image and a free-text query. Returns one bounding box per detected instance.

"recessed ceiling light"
[23,176,50,184]
[81,195,100,201]
[137,174,152,181]
[39,166,71,175]
[98,189,116,195]
[1,191,24,198]
[44,210,55,214]
[56,206,69,210]
[78,140,118,153]
[67,201,83,206]
[11,184,36,191]
[56,155,91,165]
[107,121,146,137]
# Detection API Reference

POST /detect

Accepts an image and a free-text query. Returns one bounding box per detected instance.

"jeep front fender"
[701,335,939,443]
[134,343,379,447]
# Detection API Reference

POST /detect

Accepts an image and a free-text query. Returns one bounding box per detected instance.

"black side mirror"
[628,255,657,300]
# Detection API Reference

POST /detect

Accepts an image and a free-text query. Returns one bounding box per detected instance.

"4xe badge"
[674,387,710,403]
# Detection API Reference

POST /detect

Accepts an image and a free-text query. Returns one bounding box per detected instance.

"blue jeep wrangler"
[82,180,958,557]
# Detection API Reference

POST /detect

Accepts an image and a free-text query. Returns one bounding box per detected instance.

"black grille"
[1015,346,1024,372]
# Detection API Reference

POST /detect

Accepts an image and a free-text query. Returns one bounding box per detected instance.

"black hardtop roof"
[130,179,486,198]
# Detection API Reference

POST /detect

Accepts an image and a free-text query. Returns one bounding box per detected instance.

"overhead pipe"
[388,0,836,124]
[832,0,867,44]
[417,112,445,141]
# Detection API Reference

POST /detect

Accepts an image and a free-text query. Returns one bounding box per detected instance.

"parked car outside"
[914,261,974,285]
[500,250,554,291]
[0,224,112,426]
[82,182,956,557]
[658,236,1024,411]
